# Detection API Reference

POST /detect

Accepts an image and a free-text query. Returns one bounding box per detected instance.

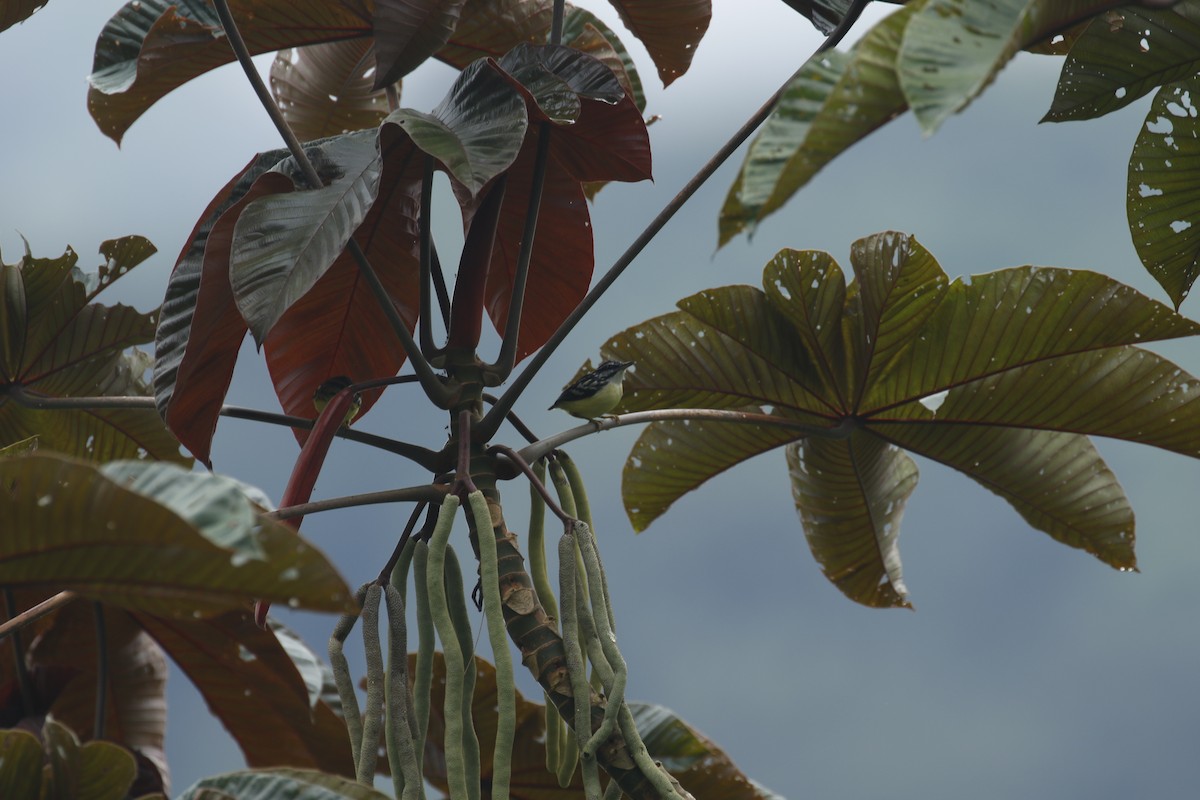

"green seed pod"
[0,261,27,379]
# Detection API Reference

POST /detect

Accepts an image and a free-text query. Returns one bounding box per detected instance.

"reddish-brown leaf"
[606,0,711,86]
[88,0,374,143]
[164,171,294,466]
[374,0,468,87]
[263,127,423,432]
[135,609,354,776]
[471,133,593,362]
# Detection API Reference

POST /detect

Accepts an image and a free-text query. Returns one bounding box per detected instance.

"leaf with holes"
[1044,3,1200,123]
[87,0,375,143]
[1127,77,1200,309]
[0,237,188,464]
[606,231,1200,607]
[271,40,391,142]
[0,454,354,616]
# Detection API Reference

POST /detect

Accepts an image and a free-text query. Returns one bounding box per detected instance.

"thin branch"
[519,409,856,464]
[488,444,570,523]
[377,502,427,585]
[482,392,539,444]
[0,590,77,641]
[550,0,565,45]
[267,484,447,521]
[430,244,452,326]
[211,0,452,408]
[418,156,446,360]
[4,384,443,468]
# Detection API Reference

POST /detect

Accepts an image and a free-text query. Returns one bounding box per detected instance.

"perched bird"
[550,360,635,419]
[313,375,362,426]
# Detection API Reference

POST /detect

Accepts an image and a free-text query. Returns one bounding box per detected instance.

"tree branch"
[520,409,856,464]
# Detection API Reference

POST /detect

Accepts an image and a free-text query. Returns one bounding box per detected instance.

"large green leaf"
[1127,77,1200,309]
[87,0,374,143]
[897,0,1127,134]
[0,238,188,464]
[719,5,912,245]
[231,131,383,344]
[270,40,390,142]
[0,454,353,616]
[873,425,1134,568]
[1044,2,1200,123]
[611,231,1200,607]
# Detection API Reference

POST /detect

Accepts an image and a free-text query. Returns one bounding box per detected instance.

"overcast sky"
[2,2,1199,799]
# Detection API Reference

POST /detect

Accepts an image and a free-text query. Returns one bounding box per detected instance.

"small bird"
[312,375,362,426]
[550,360,635,419]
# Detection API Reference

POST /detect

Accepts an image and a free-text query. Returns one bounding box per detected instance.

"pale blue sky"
[2,2,1198,798]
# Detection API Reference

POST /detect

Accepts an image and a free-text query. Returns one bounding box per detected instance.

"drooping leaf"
[897,0,1127,134]
[477,134,593,361]
[0,0,49,33]
[137,611,354,776]
[719,5,912,245]
[872,425,1135,568]
[231,131,383,344]
[262,120,423,427]
[0,454,353,616]
[1127,77,1200,308]
[1044,3,1200,123]
[178,768,385,800]
[155,153,293,466]
[270,40,391,142]
[373,0,468,87]
[612,231,1200,606]
[87,0,374,143]
[450,44,649,361]
[561,7,646,110]
[604,0,711,86]
[787,432,916,608]
[0,238,188,464]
